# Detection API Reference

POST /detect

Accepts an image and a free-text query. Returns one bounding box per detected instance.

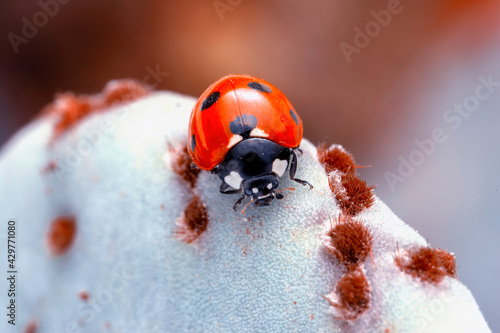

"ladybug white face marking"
[224,171,243,189]
[267,183,273,189]
[249,127,269,138]
[252,187,259,194]
[227,134,243,149]
[272,159,288,177]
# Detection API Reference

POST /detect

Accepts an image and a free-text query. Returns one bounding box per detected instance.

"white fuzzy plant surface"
[0,80,491,333]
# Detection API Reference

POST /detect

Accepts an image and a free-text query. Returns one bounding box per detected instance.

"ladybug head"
[215,138,292,210]
[241,174,283,207]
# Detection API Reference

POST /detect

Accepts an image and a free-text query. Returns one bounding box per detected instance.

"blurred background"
[1,0,498,330]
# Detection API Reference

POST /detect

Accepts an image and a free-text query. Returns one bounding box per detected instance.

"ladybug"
[188,74,312,211]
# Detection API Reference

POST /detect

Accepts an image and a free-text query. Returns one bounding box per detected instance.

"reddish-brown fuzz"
[324,216,373,267]
[330,172,375,216]
[318,143,375,216]
[46,216,76,256]
[175,195,209,243]
[102,79,150,106]
[317,143,356,174]
[172,146,201,188]
[327,268,370,320]
[435,249,457,277]
[318,144,375,319]
[44,79,149,142]
[79,291,90,301]
[48,93,92,141]
[42,160,58,174]
[24,320,38,333]
[395,247,457,283]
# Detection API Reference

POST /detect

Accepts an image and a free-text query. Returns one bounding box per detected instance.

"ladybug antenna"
[275,187,295,194]
[353,164,372,169]
[274,187,295,200]
[241,198,256,215]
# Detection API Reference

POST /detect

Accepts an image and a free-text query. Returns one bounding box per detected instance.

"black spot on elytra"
[191,134,196,151]
[290,109,299,125]
[229,114,258,139]
[248,82,272,93]
[201,92,220,111]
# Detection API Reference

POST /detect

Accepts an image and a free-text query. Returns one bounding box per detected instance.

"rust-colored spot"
[326,267,370,320]
[46,216,76,256]
[175,195,209,243]
[42,160,58,174]
[330,172,375,216]
[322,215,373,267]
[79,291,89,301]
[43,79,150,143]
[395,247,457,283]
[317,143,356,174]
[172,146,201,188]
[24,320,38,333]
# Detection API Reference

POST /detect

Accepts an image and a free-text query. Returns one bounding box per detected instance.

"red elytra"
[188,74,303,171]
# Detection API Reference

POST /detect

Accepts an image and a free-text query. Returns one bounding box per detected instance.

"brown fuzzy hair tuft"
[326,267,370,320]
[395,246,457,283]
[322,215,373,267]
[317,143,356,174]
[102,79,150,106]
[435,248,457,277]
[329,172,375,216]
[172,146,201,188]
[175,195,209,243]
[44,79,150,142]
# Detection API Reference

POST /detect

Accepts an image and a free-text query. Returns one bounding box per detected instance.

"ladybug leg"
[233,194,246,211]
[219,182,246,211]
[219,182,245,211]
[219,182,242,195]
[289,149,313,189]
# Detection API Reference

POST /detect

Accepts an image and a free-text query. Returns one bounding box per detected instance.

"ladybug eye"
[201,91,220,111]
[247,82,272,93]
